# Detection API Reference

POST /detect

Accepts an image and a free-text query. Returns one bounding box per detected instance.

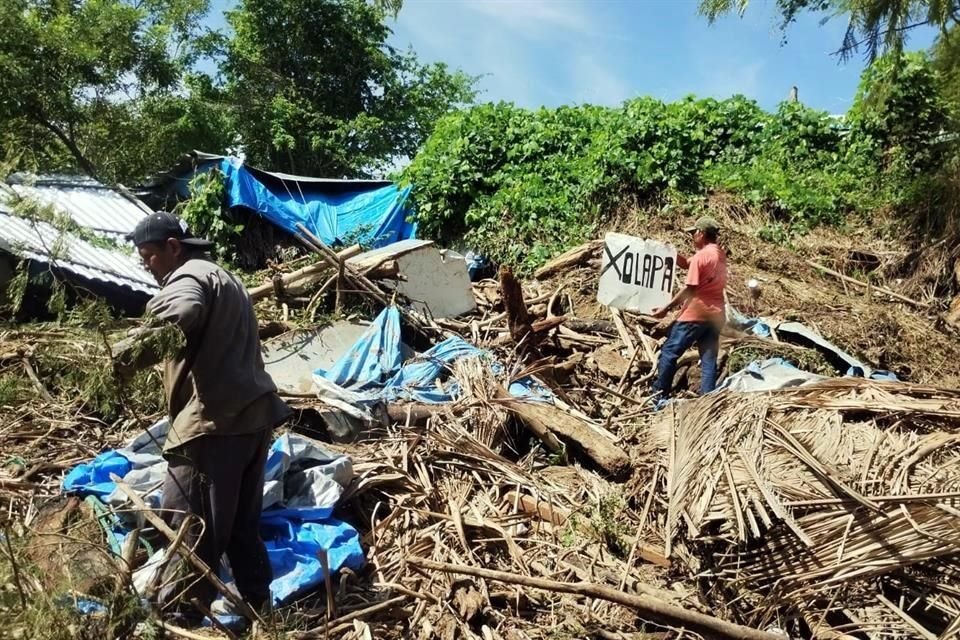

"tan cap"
[683,216,720,234]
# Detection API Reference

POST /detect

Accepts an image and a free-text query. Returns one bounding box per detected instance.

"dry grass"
[647,380,960,637]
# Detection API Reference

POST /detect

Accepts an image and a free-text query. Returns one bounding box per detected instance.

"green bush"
[401,54,951,269]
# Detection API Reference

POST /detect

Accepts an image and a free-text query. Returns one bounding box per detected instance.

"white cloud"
[458,0,592,35]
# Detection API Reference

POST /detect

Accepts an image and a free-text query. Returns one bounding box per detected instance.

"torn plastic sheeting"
[217,158,416,248]
[775,321,898,381]
[727,305,772,338]
[262,433,354,521]
[316,304,554,405]
[381,336,486,404]
[261,515,366,605]
[62,451,132,499]
[63,424,364,607]
[719,358,826,393]
[319,305,404,390]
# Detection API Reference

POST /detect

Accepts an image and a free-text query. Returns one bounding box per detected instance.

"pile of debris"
[5,172,960,639]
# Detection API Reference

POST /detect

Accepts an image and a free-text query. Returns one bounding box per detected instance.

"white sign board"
[597,232,677,314]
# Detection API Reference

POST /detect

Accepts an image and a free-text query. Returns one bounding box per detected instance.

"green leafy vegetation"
[699,0,958,61]
[403,51,955,270]
[0,0,477,185]
[174,168,241,258]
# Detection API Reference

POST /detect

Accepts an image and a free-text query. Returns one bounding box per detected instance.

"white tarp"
[718,358,825,393]
[597,232,677,314]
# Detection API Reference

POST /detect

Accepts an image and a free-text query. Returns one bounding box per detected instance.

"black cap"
[127,211,213,248]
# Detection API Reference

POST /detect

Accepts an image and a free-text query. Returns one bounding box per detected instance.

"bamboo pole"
[807,261,926,308]
[112,478,261,623]
[408,557,781,640]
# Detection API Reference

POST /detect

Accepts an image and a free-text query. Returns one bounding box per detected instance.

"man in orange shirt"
[651,216,728,398]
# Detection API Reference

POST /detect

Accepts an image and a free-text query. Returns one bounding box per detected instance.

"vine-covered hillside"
[402,53,954,270]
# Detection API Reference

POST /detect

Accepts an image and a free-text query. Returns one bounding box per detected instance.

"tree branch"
[28,112,100,180]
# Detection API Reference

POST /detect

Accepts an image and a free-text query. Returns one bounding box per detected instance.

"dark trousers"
[158,429,273,615]
[653,321,720,397]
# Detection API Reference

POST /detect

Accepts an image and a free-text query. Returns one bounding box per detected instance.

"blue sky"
[387,0,939,114]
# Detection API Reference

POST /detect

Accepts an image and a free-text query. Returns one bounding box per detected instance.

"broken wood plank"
[496,395,630,476]
[408,557,780,640]
[500,265,532,344]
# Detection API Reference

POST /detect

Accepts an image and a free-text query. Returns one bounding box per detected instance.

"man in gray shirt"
[116,212,290,624]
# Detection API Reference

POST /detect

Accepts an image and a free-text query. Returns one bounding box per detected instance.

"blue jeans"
[653,321,720,397]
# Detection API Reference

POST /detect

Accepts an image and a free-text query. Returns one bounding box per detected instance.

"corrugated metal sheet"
[0,207,158,296]
[6,174,150,239]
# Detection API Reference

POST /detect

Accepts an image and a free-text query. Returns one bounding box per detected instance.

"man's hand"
[113,360,137,383]
[676,254,690,270]
[651,306,669,319]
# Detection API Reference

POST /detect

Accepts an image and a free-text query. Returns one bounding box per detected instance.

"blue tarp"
[63,432,365,608]
[63,451,131,498]
[316,305,552,405]
[184,158,416,248]
[321,306,405,390]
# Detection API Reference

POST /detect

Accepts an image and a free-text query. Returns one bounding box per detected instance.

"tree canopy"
[0,0,477,185]
[699,0,959,60]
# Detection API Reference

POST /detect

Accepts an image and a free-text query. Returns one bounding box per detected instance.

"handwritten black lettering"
[602,242,674,293]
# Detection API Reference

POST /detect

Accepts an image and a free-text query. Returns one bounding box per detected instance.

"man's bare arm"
[651,285,696,319]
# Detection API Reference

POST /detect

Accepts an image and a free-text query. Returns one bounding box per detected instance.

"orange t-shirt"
[678,244,727,323]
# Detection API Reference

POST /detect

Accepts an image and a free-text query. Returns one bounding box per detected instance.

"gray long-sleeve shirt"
[146,257,291,450]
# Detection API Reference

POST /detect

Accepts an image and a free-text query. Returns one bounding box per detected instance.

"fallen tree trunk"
[497,395,630,476]
[407,557,781,640]
[534,240,601,280]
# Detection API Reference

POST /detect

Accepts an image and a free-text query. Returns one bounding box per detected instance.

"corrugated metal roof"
[0,206,158,296]
[6,173,151,239]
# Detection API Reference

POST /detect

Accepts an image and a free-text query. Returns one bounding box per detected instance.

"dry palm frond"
[650,380,960,637]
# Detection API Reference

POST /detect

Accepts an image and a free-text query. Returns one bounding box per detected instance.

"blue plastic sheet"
[62,451,132,498]
[261,515,365,605]
[383,336,485,403]
[186,158,417,248]
[62,434,365,608]
[317,305,553,405]
[318,306,404,390]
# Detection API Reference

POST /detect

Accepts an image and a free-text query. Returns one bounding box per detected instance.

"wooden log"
[407,557,781,640]
[499,265,532,344]
[807,260,926,308]
[248,244,361,301]
[534,240,601,280]
[494,388,564,455]
[565,318,618,335]
[497,395,630,476]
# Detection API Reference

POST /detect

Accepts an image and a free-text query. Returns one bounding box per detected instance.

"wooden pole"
[407,557,781,640]
[807,261,926,308]
[112,478,261,623]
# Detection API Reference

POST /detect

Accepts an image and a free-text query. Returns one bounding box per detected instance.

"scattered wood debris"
[5,229,960,639]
